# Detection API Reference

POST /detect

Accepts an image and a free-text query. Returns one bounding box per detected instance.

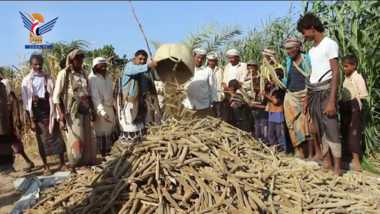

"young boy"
[297,12,342,175]
[340,53,368,172]
[262,68,286,151]
[249,78,269,145]
[228,79,249,131]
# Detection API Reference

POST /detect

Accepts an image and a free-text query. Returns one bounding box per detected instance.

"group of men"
[172,12,365,176]
[0,13,367,177]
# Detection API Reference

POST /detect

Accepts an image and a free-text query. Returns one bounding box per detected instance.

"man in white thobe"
[183,48,218,118]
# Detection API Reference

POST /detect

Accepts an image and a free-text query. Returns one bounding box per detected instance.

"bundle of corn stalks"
[160,81,195,121]
[25,115,380,214]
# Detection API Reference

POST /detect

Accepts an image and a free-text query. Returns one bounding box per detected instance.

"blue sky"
[1,1,302,67]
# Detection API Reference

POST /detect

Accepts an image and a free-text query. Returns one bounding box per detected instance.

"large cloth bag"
[153,44,194,85]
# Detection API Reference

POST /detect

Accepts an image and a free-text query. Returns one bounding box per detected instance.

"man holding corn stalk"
[283,39,322,160]
[297,13,342,175]
[119,50,159,145]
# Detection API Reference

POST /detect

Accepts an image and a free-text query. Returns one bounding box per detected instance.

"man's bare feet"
[80,166,90,171]
[349,162,362,172]
[311,154,323,161]
[43,169,52,176]
[298,154,306,160]
[70,168,77,174]
[322,159,333,172]
[60,165,69,171]
[333,168,343,176]
[321,166,333,172]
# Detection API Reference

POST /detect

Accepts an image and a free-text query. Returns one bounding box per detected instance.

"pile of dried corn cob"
[25,116,380,214]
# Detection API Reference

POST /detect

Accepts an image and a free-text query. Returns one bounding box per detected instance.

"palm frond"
[150,40,163,49]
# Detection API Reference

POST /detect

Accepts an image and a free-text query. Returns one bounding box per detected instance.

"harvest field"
[1,0,380,213]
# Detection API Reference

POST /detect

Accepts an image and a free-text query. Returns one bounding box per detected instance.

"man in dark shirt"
[283,39,322,160]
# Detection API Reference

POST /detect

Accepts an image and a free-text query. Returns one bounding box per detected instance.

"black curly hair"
[297,12,325,33]
[274,68,285,80]
[342,53,359,68]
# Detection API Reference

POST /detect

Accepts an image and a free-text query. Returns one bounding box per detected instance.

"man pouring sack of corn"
[118,49,160,146]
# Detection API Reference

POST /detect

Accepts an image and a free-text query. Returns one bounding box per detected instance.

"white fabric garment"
[32,76,46,98]
[309,37,339,84]
[227,65,238,83]
[89,72,114,116]
[154,80,165,108]
[182,65,218,110]
[1,78,14,102]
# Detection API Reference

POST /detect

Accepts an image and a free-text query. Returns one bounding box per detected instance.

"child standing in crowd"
[262,68,286,151]
[228,79,249,131]
[340,53,368,172]
[249,78,269,145]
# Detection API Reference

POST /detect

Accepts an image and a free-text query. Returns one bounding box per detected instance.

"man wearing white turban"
[222,49,249,89]
[89,57,119,157]
[220,48,248,122]
[182,48,218,118]
[206,52,223,117]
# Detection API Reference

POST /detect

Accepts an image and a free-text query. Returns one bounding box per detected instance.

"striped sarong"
[306,78,341,158]
[284,89,310,147]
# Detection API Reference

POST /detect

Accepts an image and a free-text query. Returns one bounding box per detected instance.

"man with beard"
[297,12,342,175]
[183,48,218,119]
[221,49,248,122]
[222,49,248,90]
[24,54,67,175]
[283,39,322,160]
[119,50,159,145]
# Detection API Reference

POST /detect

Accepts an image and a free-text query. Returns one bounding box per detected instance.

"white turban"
[92,57,107,69]
[206,52,218,60]
[226,49,240,56]
[193,48,207,55]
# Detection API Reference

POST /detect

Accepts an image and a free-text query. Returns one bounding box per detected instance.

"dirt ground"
[0,152,68,214]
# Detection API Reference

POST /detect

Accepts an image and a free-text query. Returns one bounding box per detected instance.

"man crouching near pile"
[119,50,159,146]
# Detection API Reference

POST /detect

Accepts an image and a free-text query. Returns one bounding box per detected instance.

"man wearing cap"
[243,60,260,91]
[206,52,223,118]
[244,60,260,134]
[283,38,322,160]
[183,48,218,118]
[89,57,119,157]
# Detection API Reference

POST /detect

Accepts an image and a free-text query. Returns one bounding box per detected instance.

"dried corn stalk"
[25,117,380,214]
